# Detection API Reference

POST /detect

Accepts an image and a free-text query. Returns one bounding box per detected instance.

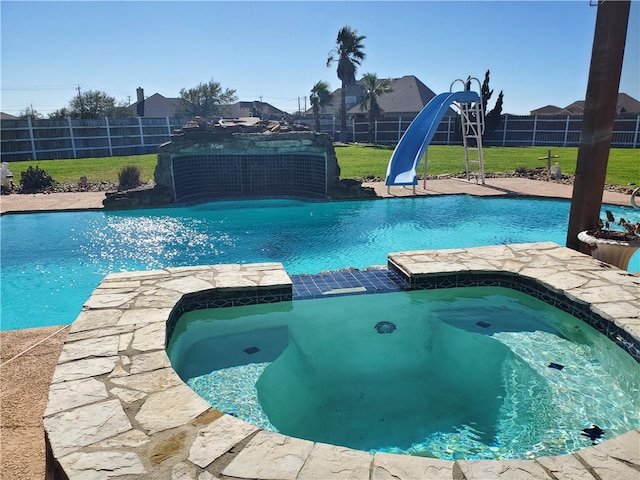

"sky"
[1,0,638,117]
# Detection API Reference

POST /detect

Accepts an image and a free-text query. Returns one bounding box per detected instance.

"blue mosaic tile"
[290,268,406,300]
[172,153,327,201]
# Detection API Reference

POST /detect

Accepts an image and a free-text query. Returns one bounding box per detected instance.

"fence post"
[397,117,402,143]
[532,115,538,146]
[634,114,640,148]
[352,117,356,143]
[502,115,508,146]
[563,115,570,147]
[27,116,37,160]
[138,117,145,151]
[166,117,171,136]
[105,117,113,156]
[447,117,452,145]
[374,119,378,144]
[68,117,77,159]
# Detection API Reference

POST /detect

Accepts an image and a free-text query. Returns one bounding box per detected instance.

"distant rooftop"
[530,93,639,116]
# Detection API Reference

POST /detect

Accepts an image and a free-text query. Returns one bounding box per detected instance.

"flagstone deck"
[44,243,640,479]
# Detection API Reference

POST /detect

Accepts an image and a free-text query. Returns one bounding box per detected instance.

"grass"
[335,145,639,187]
[7,155,158,185]
[6,145,639,188]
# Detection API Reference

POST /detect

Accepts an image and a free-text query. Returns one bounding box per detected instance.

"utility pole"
[566,0,631,252]
[76,85,84,118]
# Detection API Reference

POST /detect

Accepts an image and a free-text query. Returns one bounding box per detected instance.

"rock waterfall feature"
[103,118,375,209]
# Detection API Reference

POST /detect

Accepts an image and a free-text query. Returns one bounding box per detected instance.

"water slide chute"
[385,90,481,187]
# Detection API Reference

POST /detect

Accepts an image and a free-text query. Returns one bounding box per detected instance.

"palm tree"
[309,81,332,133]
[358,73,393,143]
[327,26,366,143]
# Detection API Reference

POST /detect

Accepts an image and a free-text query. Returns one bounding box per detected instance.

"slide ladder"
[385,78,486,191]
[455,78,486,184]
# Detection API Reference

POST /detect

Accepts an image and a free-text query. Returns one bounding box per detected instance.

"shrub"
[118,165,142,190]
[20,165,54,193]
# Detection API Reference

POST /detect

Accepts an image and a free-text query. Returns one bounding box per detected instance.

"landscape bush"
[20,166,54,193]
[118,165,142,190]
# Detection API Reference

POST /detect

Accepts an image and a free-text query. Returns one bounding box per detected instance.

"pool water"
[167,287,640,460]
[1,196,639,330]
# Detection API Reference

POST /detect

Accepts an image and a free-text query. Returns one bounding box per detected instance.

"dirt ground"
[0,326,69,479]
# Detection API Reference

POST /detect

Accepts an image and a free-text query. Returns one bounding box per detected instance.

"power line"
[1,84,134,96]
[0,84,79,90]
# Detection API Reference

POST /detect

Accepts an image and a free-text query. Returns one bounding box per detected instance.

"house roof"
[530,93,640,115]
[308,75,457,117]
[127,94,290,119]
[351,75,439,115]
[617,93,640,114]
[529,105,563,115]
[128,93,180,118]
[1,112,19,120]
[560,101,585,116]
[225,101,289,119]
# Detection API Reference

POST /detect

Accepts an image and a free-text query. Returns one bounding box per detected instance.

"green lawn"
[335,145,639,187]
[6,145,639,188]
[7,155,159,185]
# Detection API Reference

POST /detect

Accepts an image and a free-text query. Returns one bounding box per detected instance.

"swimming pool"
[1,195,638,330]
[167,286,640,460]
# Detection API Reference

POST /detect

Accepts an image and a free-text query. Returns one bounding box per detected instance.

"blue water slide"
[385,90,480,186]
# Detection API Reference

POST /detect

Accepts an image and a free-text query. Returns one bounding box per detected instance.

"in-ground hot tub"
[167,285,640,460]
[43,243,640,479]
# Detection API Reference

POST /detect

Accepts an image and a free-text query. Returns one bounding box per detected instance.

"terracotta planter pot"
[578,231,640,271]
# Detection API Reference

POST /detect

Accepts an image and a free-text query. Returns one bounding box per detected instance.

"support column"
[566,0,631,252]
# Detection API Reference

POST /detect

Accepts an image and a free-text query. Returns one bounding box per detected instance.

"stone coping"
[44,244,640,479]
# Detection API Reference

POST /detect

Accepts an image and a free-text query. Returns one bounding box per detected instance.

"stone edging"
[44,244,640,479]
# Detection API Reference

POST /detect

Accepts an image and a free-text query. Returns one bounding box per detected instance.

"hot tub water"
[167,287,640,460]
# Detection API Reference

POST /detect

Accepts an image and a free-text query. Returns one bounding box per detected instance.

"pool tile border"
[44,243,640,479]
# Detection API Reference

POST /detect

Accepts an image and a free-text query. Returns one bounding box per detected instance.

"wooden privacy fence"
[0,117,191,162]
[303,113,640,148]
[1,114,638,161]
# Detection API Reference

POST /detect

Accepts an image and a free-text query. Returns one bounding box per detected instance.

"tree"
[480,70,493,115]
[309,81,332,132]
[174,79,238,119]
[48,108,71,120]
[466,70,503,138]
[18,105,43,120]
[485,90,504,137]
[69,90,118,119]
[358,73,393,143]
[327,26,366,143]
